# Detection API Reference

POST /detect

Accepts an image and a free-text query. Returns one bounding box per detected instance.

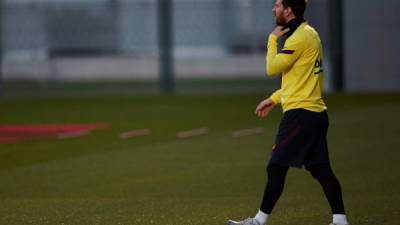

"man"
[227,1,350,225]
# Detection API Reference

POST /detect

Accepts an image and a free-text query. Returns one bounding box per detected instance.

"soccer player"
[227,0,350,225]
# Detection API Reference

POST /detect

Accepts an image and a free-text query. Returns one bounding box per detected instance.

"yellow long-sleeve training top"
[267,20,327,112]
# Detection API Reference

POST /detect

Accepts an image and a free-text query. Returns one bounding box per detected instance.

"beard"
[275,12,287,26]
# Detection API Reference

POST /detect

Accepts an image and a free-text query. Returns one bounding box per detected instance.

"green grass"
[0,79,278,98]
[0,93,399,225]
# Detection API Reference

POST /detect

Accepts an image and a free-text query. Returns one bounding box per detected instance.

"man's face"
[273,0,287,26]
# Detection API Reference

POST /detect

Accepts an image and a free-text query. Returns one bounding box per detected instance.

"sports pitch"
[0,93,399,225]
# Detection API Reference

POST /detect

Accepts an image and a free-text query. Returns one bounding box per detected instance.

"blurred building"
[2,0,273,81]
[1,0,399,91]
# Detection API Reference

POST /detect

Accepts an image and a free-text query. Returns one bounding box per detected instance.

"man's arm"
[266,27,303,76]
[255,97,276,119]
[269,89,282,104]
[255,89,281,118]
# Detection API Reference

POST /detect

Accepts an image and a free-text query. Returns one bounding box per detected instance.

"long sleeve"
[269,89,282,104]
[266,34,303,76]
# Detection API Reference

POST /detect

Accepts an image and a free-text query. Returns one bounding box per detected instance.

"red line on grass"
[0,136,21,144]
[0,124,109,144]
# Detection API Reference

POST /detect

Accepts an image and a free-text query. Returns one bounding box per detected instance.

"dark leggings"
[260,163,345,214]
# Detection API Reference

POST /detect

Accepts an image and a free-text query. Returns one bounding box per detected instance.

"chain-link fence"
[1,0,274,82]
[2,0,398,95]
[3,0,274,57]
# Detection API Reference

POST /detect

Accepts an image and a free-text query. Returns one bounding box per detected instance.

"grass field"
[0,93,399,225]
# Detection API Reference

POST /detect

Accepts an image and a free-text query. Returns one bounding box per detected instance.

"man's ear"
[284,6,293,17]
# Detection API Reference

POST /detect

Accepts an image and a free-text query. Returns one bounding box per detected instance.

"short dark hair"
[282,0,307,18]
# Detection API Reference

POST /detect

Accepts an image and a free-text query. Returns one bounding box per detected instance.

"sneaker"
[227,218,262,225]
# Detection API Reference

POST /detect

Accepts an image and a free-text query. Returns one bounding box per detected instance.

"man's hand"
[272,26,290,38]
[255,98,277,118]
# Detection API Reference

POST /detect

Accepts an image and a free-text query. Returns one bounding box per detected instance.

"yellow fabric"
[266,22,327,112]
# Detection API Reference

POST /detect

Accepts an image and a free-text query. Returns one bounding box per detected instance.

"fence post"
[329,0,344,91]
[0,0,3,96]
[158,0,174,94]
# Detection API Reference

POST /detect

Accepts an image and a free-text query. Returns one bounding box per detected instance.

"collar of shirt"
[284,17,306,37]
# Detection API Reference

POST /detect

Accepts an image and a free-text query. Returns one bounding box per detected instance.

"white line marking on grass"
[232,127,264,138]
[58,130,91,139]
[176,127,209,138]
[120,128,151,139]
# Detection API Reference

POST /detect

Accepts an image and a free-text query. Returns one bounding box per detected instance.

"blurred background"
[1,0,398,97]
[1,1,400,225]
